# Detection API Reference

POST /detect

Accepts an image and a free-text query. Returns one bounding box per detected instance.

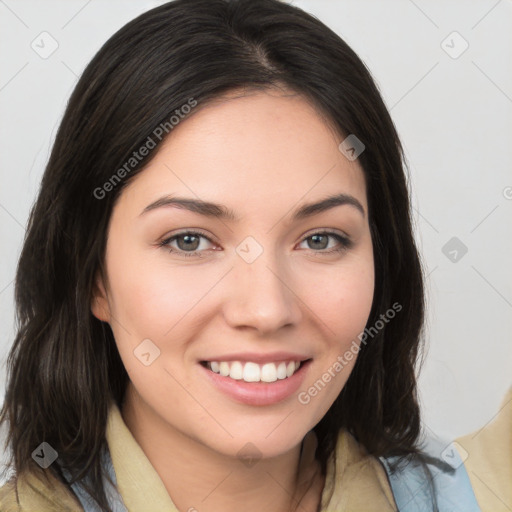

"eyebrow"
[139,193,365,221]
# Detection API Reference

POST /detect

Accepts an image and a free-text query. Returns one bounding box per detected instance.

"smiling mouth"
[200,359,311,383]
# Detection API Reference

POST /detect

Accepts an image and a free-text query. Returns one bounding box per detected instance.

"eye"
[159,230,217,258]
[159,229,352,258]
[297,231,352,255]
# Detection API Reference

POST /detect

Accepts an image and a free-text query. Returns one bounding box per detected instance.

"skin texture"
[92,88,375,512]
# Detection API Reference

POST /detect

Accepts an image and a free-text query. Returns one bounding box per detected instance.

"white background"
[1,0,511,482]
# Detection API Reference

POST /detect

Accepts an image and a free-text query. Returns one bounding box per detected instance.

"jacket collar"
[104,400,396,511]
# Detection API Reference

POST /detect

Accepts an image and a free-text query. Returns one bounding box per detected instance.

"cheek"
[298,252,375,343]
[296,246,374,375]
[327,266,374,337]
[105,243,215,341]
[103,247,212,400]
[295,258,374,424]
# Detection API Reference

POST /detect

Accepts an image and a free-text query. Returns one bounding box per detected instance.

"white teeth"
[229,361,243,380]
[260,363,277,382]
[276,362,287,379]
[219,362,230,377]
[207,360,303,383]
[243,362,260,382]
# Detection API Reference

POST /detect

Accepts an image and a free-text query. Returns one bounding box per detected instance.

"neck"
[121,385,324,512]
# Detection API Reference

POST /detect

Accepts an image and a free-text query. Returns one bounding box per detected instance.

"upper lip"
[200,352,312,364]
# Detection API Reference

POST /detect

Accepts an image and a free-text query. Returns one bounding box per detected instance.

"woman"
[0,0,482,510]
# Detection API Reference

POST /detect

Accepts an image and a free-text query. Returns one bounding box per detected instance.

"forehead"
[118,89,367,220]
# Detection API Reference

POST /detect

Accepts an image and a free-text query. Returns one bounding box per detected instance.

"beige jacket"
[0,401,397,511]
[455,386,512,512]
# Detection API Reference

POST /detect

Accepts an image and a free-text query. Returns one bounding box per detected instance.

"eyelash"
[159,229,353,258]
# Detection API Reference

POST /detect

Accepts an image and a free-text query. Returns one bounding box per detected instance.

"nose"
[222,251,302,335]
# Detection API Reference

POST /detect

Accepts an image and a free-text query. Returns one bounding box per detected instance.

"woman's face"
[92,89,374,459]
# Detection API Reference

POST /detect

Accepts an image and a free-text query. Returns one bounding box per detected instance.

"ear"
[91,270,111,322]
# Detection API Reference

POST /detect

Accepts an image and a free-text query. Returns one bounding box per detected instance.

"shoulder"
[0,477,20,512]
[456,386,512,511]
[0,470,83,512]
[322,429,398,511]
[380,435,482,512]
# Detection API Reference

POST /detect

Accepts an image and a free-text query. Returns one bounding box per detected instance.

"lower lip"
[200,360,312,406]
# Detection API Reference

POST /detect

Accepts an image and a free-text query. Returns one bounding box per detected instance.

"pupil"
[309,234,327,250]
[178,235,199,251]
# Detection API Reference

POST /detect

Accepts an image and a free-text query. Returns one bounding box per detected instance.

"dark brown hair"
[1,0,427,509]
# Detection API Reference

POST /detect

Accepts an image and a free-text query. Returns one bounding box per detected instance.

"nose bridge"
[223,241,302,332]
